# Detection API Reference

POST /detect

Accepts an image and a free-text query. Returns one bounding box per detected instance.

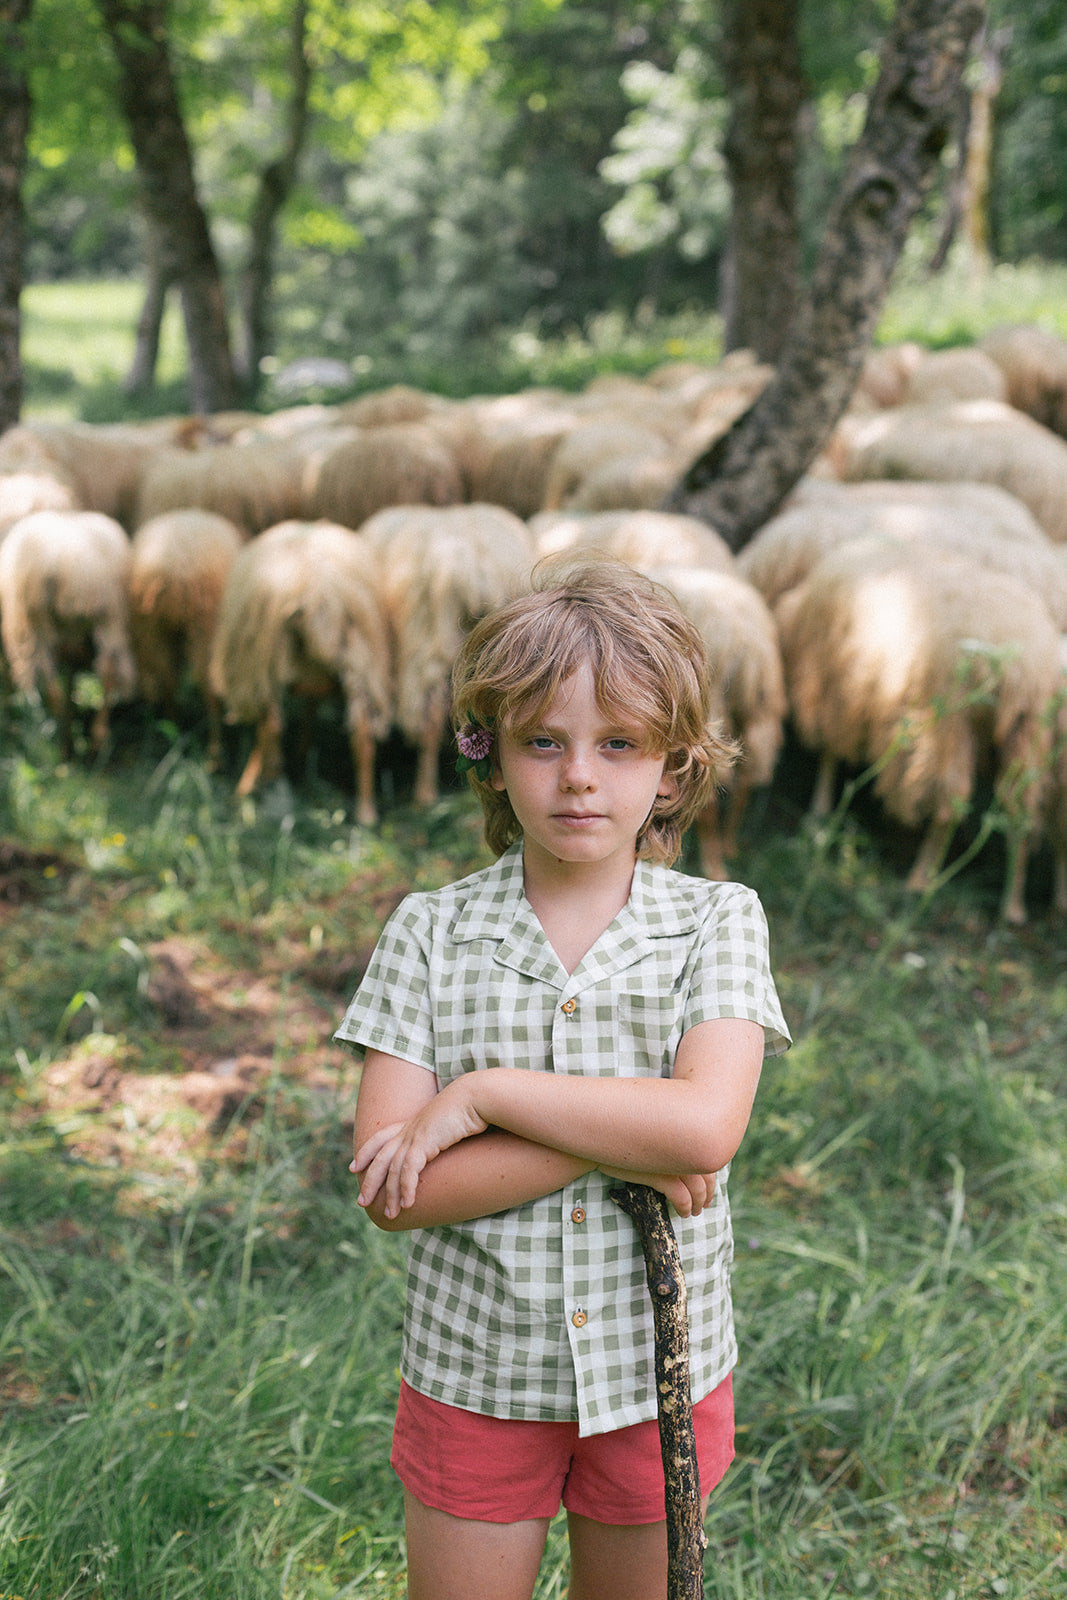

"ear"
[491,761,507,793]
[657,763,678,801]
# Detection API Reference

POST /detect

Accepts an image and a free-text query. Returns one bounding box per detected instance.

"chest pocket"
[610,989,683,1078]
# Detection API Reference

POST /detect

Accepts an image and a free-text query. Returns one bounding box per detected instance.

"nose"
[561,745,595,791]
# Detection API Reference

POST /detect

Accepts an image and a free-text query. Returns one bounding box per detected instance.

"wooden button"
[561,998,577,1014]
[570,1206,586,1224]
[571,1309,587,1328]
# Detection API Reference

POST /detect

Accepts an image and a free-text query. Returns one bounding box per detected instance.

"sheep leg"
[694,796,727,881]
[349,710,378,828]
[41,665,75,759]
[999,829,1030,926]
[236,704,284,796]
[414,694,448,809]
[905,816,956,892]
[721,772,754,860]
[810,749,838,817]
[205,692,224,771]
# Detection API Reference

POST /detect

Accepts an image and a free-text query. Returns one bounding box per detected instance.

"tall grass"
[0,708,1064,1597]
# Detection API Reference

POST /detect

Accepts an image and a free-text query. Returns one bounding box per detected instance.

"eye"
[604,737,636,751]
[528,735,558,750]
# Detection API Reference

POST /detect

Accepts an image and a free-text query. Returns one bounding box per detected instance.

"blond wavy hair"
[451,559,737,864]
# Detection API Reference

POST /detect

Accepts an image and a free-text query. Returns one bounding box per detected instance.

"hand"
[350,1080,488,1219]
[599,1165,718,1218]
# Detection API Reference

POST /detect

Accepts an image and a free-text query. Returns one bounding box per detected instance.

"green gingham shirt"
[336,842,790,1436]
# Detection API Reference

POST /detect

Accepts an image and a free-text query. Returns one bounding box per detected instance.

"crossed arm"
[351,1016,764,1231]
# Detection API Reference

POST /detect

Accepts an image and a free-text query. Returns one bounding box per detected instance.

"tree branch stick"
[610,1181,706,1600]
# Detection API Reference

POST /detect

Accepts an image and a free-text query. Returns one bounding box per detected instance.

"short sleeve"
[333,894,437,1071]
[682,883,790,1057]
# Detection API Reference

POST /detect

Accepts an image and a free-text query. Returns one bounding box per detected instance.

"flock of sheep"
[1,321,1066,923]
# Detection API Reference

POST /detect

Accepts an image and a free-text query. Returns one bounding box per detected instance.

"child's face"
[491,661,675,878]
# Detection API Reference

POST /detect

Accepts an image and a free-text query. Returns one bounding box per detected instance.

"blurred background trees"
[7,0,1065,416]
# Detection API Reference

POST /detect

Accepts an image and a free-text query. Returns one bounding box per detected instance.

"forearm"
[361,1127,594,1232]
[465,1068,729,1174]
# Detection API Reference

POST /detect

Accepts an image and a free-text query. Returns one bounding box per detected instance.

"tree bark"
[611,1182,706,1600]
[96,0,239,414]
[666,0,987,552]
[124,215,176,395]
[718,0,804,363]
[237,0,312,397]
[0,0,33,433]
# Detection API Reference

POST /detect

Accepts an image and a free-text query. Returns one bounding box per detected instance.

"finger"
[352,1122,405,1175]
[356,1133,406,1208]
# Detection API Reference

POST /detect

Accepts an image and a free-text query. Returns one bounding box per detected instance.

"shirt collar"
[450,844,704,989]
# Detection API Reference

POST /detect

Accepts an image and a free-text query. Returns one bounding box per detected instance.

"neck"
[520,845,638,972]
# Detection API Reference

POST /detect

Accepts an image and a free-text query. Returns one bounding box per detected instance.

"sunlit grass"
[877,241,1067,347]
[22,279,188,420]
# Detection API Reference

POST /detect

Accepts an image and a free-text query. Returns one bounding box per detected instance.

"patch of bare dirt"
[34,934,360,1185]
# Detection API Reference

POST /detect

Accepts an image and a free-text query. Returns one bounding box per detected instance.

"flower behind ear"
[456,722,494,781]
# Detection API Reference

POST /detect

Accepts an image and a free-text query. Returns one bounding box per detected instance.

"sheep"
[300,422,464,529]
[0,419,192,530]
[539,419,671,511]
[739,480,1067,626]
[136,437,305,536]
[562,452,682,514]
[826,400,1067,545]
[337,383,450,430]
[127,509,246,764]
[438,397,579,517]
[208,520,392,823]
[0,509,136,755]
[902,346,1008,406]
[361,503,533,806]
[979,323,1067,437]
[530,509,736,575]
[774,535,1062,923]
[643,563,787,879]
[0,467,81,535]
[855,341,924,409]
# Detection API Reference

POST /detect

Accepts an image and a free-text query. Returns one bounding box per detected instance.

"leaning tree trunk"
[666,0,987,552]
[0,0,33,433]
[237,0,312,397]
[96,0,239,415]
[718,0,804,364]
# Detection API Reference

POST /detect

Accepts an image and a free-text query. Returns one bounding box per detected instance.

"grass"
[20,280,190,423]
[0,701,1064,1599]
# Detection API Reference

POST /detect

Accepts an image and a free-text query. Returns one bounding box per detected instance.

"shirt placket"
[553,983,598,1397]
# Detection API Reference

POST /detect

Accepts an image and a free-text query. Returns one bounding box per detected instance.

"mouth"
[553,812,604,823]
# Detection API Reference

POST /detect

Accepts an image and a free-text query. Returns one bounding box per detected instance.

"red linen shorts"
[391,1372,734,1525]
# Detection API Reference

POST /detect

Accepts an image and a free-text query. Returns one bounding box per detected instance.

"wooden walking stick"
[610,1181,706,1600]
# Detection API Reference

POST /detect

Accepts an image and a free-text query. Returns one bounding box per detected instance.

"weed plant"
[0,708,1064,1598]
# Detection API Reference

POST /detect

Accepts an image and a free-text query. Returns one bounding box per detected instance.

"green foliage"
[990,0,1067,260]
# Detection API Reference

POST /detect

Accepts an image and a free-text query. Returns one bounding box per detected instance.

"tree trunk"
[0,0,33,434]
[719,0,804,364]
[237,0,312,397]
[666,0,987,552]
[123,216,175,396]
[96,0,239,414]
[960,25,1009,269]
